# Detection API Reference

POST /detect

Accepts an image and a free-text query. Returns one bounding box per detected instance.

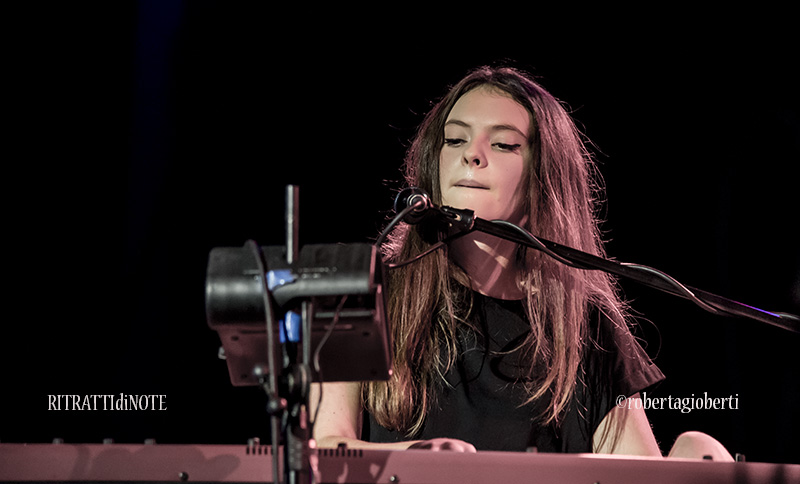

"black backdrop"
[4,2,799,465]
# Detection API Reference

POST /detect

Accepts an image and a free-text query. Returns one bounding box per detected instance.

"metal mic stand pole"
[282,185,312,484]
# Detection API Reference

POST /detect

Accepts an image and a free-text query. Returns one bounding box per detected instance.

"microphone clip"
[392,187,474,233]
[438,206,475,232]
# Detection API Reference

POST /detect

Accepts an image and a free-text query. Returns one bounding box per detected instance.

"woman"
[311,65,731,458]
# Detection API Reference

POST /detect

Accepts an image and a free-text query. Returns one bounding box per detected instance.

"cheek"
[438,152,454,201]
[502,165,525,192]
[500,159,529,217]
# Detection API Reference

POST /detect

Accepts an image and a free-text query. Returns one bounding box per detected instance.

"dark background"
[4,2,799,465]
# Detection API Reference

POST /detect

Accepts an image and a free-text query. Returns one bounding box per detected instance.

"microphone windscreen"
[394,187,432,224]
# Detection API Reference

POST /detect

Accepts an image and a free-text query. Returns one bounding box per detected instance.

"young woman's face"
[439,86,530,224]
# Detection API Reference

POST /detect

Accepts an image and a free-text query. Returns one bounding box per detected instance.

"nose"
[462,141,486,168]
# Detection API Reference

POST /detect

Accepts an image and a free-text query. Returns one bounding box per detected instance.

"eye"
[444,138,465,147]
[494,143,522,153]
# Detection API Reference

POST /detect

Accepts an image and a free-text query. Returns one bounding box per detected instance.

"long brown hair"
[365,66,628,437]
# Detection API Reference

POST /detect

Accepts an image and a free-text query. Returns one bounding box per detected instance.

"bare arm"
[309,382,475,452]
[309,382,414,450]
[593,393,734,460]
[592,393,662,456]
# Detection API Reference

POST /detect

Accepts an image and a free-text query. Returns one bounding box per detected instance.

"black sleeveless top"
[367,293,664,452]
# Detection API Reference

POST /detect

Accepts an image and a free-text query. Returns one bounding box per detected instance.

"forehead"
[446,86,531,132]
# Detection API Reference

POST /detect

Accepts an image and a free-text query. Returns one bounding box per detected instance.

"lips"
[454,179,489,189]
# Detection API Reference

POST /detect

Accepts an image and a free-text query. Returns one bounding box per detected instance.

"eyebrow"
[444,119,528,139]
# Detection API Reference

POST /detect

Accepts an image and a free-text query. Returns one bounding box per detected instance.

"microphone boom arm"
[440,206,800,333]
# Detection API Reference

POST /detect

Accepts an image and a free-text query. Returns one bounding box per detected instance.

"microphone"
[393,187,475,231]
[393,187,434,224]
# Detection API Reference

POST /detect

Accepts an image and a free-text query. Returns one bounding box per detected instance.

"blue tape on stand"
[267,269,295,291]
[279,310,302,343]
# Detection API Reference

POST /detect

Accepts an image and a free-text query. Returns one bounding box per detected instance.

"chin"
[456,204,515,222]
[443,190,524,223]
[442,202,487,220]
[471,205,526,225]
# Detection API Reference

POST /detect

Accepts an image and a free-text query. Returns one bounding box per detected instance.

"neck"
[448,231,524,300]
